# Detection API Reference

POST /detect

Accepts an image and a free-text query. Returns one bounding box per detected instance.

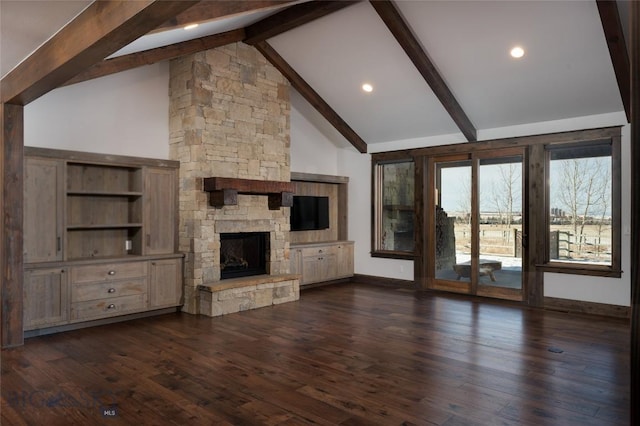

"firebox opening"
[220,232,269,280]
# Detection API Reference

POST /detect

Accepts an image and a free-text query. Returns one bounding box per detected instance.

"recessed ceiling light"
[184,23,199,30]
[362,83,373,93]
[510,46,525,59]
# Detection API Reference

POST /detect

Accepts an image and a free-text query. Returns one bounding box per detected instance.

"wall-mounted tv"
[290,196,329,231]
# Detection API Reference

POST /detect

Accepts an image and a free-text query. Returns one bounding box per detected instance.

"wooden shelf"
[67,191,142,197]
[66,224,143,230]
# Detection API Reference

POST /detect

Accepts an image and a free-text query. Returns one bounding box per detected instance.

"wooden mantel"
[203,177,295,209]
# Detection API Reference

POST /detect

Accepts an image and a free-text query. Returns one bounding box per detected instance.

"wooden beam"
[203,177,294,194]
[597,0,631,123]
[370,0,477,142]
[1,103,24,347]
[203,177,295,209]
[64,29,246,86]
[526,144,545,307]
[1,0,201,105]
[244,1,359,45]
[630,1,639,423]
[153,1,294,33]
[254,41,368,153]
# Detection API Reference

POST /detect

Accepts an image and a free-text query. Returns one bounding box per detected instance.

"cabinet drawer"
[71,261,147,283]
[72,278,147,303]
[71,294,147,321]
[301,245,337,258]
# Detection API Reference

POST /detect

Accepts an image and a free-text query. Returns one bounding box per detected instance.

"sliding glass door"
[430,149,524,300]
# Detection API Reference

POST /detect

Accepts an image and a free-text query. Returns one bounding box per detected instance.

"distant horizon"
[439,157,612,219]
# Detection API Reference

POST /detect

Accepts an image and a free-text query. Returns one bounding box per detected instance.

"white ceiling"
[0,0,92,77]
[0,0,628,149]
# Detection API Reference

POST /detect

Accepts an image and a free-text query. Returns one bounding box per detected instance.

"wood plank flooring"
[1,283,630,425]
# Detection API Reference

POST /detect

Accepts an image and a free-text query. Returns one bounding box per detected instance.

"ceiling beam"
[1,0,201,106]
[244,1,359,45]
[153,1,294,33]
[597,0,631,123]
[255,41,367,153]
[370,0,477,142]
[63,29,246,86]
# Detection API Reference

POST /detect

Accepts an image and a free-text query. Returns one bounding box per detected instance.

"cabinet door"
[289,248,302,276]
[144,168,177,255]
[149,258,182,308]
[24,268,68,330]
[24,158,63,262]
[336,243,354,278]
[302,254,336,284]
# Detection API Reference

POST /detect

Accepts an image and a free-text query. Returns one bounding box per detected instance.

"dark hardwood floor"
[1,283,630,425]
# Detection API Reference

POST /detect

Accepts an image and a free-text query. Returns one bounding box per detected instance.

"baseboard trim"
[300,277,351,290]
[351,274,416,288]
[307,274,630,319]
[544,296,630,319]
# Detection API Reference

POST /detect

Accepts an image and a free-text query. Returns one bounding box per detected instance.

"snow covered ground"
[454,253,522,270]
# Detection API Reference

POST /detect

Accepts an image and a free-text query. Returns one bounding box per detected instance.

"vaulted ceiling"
[0,1,630,153]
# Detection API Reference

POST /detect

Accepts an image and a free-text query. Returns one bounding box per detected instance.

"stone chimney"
[168,42,292,314]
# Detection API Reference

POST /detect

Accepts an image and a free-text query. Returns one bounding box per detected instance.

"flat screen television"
[290,196,329,231]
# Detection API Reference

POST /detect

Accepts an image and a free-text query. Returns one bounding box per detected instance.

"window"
[373,159,415,258]
[544,139,620,276]
[371,127,622,297]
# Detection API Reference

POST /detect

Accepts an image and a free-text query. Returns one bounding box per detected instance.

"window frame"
[539,137,622,277]
[371,126,622,287]
[371,155,416,260]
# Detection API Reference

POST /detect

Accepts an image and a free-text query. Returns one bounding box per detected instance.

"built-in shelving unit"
[23,147,183,335]
[289,172,353,286]
[65,162,144,259]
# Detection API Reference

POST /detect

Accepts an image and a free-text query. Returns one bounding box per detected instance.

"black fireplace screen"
[220,232,268,279]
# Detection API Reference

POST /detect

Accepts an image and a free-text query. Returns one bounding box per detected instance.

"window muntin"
[373,160,415,257]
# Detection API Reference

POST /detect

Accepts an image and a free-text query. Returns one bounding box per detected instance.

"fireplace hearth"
[220,232,269,279]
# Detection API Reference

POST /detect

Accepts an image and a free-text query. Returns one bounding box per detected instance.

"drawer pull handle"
[108,270,116,276]
[107,304,116,310]
[107,288,116,293]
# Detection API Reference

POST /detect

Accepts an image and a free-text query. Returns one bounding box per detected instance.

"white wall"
[25,62,170,159]
[290,102,339,176]
[329,113,630,306]
[23,61,630,307]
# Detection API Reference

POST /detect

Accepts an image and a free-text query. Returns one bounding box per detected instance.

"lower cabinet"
[23,267,69,331]
[335,242,354,278]
[149,258,183,308]
[70,261,149,321]
[291,241,354,286]
[302,252,337,284]
[24,256,183,332]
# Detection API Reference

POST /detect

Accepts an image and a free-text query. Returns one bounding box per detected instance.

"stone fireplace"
[169,42,299,315]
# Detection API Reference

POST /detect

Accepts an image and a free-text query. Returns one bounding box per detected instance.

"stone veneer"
[168,42,297,314]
